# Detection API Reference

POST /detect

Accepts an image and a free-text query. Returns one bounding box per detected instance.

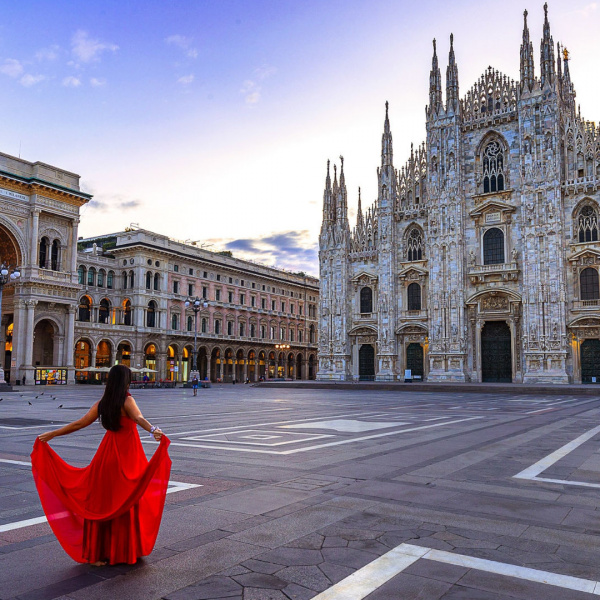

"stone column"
[12,299,26,383]
[70,218,80,274]
[23,300,38,383]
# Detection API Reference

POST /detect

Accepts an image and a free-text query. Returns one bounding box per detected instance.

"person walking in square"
[192,375,199,396]
[31,365,171,566]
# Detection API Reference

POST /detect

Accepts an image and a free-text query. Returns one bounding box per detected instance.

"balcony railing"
[468,261,519,283]
[572,299,600,311]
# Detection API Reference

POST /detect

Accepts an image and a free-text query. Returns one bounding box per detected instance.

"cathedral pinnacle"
[446,32,459,113]
[540,2,555,88]
[428,38,443,117]
[520,6,535,92]
[381,102,393,167]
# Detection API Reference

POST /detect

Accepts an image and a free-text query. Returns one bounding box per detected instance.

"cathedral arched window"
[407,283,421,311]
[406,228,423,262]
[360,287,373,314]
[580,268,600,301]
[483,228,504,265]
[483,140,505,193]
[575,204,599,243]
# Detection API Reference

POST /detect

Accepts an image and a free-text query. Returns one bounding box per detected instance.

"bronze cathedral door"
[481,321,512,383]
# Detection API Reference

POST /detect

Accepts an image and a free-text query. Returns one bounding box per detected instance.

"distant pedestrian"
[192,376,199,396]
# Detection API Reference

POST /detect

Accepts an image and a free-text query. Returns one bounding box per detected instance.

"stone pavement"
[1,384,600,599]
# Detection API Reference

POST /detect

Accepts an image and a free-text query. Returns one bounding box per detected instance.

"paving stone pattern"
[1,385,600,598]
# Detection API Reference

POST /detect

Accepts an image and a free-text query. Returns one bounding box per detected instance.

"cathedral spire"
[357,187,364,229]
[321,159,334,227]
[520,9,535,92]
[428,39,443,117]
[540,3,555,88]
[445,33,459,113]
[381,101,394,167]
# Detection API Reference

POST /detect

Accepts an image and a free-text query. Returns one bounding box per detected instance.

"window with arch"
[406,228,423,262]
[482,140,505,193]
[483,228,505,265]
[171,313,179,330]
[123,299,132,325]
[360,287,373,313]
[280,327,286,340]
[250,323,256,338]
[129,271,134,288]
[290,329,295,342]
[407,283,422,311]
[299,329,304,343]
[87,267,96,286]
[309,324,315,344]
[98,299,110,324]
[575,204,599,243]
[154,273,160,291]
[146,272,152,289]
[580,268,600,301]
[107,271,114,289]
[201,317,207,333]
[122,272,128,289]
[147,301,157,327]
[215,319,221,334]
[78,296,91,322]
[51,240,60,271]
[97,269,105,287]
[227,321,233,336]
[78,265,85,285]
[239,322,245,337]
[39,237,49,268]
[261,325,266,339]
[187,315,193,332]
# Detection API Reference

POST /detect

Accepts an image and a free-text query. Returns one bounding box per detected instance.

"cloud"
[165,34,198,58]
[62,75,81,87]
[20,74,46,87]
[71,30,118,63]
[177,74,194,85]
[35,45,60,61]
[241,79,261,104]
[240,65,276,105]
[90,77,106,87]
[578,2,597,16]
[217,230,318,274]
[86,195,142,212]
[0,58,23,78]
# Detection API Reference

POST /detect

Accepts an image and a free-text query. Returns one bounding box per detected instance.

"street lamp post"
[0,264,21,386]
[185,296,207,381]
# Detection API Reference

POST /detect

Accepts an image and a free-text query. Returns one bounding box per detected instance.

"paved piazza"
[2,385,600,599]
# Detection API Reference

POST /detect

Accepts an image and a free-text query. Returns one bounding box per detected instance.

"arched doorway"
[481,321,512,382]
[211,348,221,382]
[236,349,244,382]
[248,350,256,381]
[224,348,234,382]
[296,354,303,379]
[358,344,375,381]
[167,345,176,381]
[581,339,600,383]
[308,354,316,379]
[33,320,56,366]
[287,353,294,379]
[258,351,266,380]
[75,339,92,382]
[268,351,276,379]
[197,347,208,380]
[144,343,157,380]
[182,347,191,381]
[116,342,131,368]
[406,343,424,379]
[95,340,111,368]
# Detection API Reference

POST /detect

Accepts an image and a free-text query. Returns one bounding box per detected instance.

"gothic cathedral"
[318,5,600,384]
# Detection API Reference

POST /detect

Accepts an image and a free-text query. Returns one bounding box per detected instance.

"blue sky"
[1,0,598,276]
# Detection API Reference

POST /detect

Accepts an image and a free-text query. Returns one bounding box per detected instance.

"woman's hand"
[152,428,163,441]
[38,431,55,443]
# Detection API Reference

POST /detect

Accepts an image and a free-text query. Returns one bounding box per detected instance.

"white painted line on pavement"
[0,480,202,533]
[0,458,31,466]
[312,542,600,599]
[514,423,600,489]
[159,416,483,455]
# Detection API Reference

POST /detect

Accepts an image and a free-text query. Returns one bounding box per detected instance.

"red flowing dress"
[31,415,171,565]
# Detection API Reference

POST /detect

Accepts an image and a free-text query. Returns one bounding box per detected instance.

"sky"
[1,0,599,276]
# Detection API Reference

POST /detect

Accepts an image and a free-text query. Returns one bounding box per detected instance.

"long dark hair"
[98,365,131,431]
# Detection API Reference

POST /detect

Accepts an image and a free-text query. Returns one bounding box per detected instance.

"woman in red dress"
[31,365,171,566]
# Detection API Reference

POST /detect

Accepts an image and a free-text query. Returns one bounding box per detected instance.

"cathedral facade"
[318,5,600,384]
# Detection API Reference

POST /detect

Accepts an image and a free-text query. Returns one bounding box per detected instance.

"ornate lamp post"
[0,264,20,385]
[185,296,207,380]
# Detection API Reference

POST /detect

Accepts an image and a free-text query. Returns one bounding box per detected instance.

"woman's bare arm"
[37,402,100,443]
[124,395,163,441]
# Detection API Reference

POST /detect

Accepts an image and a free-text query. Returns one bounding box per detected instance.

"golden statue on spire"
[563,47,569,61]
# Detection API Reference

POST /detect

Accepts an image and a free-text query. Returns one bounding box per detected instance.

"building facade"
[0,152,91,385]
[318,6,600,384]
[73,229,319,383]
[0,162,319,385]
